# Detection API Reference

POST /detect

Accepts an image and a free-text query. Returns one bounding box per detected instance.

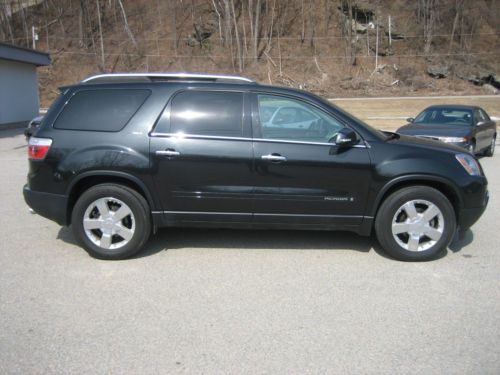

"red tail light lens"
[28,137,52,160]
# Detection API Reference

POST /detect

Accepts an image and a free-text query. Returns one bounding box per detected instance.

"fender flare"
[66,170,157,210]
[370,174,464,218]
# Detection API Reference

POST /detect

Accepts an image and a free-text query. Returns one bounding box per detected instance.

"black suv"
[24,73,489,261]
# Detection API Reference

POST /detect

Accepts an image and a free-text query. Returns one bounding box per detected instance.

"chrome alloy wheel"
[83,197,135,250]
[391,200,444,252]
[490,138,496,154]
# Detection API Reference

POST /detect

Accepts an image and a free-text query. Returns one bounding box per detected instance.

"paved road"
[0,128,499,374]
[329,95,500,101]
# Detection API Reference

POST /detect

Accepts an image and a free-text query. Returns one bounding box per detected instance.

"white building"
[0,42,50,127]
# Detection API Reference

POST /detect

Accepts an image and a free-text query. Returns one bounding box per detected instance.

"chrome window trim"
[150,132,368,148]
[254,138,368,148]
[150,132,251,142]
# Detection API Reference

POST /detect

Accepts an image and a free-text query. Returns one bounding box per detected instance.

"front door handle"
[156,149,180,157]
[261,153,287,163]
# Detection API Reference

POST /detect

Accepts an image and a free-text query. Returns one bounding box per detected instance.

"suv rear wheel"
[375,186,456,261]
[71,184,151,260]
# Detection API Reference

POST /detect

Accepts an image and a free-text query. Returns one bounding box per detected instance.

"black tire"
[375,186,456,261]
[484,136,496,157]
[71,184,151,260]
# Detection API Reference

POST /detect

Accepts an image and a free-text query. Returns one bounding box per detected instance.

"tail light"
[28,137,52,160]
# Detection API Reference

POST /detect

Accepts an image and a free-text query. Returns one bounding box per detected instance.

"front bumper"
[23,185,69,226]
[458,190,489,230]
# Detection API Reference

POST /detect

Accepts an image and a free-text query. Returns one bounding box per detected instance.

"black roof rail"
[81,73,256,84]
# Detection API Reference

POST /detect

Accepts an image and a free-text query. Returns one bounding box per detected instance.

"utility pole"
[375,18,379,71]
[96,0,105,70]
[31,26,38,49]
[388,15,392,46]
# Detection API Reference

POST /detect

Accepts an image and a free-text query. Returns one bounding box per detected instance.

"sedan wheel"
[468,143,475,154]
[485,136,495,157]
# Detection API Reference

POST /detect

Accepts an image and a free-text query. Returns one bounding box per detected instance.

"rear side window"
[54,89,150,131]
[170,91,243,137]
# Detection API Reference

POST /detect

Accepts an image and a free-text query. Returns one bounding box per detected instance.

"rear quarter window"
[53,89,150,131]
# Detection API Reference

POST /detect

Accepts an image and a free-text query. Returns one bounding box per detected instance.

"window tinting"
[170,91,243,137]
[54,89,150,131]
[257,94,344,143]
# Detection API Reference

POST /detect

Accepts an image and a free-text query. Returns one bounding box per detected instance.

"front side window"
[257,94,343,143]
[54,89,150,131]
[170,91,243,137]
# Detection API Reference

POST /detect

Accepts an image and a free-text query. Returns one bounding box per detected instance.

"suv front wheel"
[375,186,456,261]
[71,184,151,260]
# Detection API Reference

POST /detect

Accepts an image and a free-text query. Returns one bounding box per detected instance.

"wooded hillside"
[1,0,499,106]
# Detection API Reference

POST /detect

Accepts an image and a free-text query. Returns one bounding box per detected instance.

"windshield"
[413,108,473,126]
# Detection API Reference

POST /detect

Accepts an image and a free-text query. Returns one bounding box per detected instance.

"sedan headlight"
[455,153,481,176]
[437,136,467,143]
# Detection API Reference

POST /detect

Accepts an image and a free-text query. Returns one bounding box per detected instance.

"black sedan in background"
[397,105,496,156]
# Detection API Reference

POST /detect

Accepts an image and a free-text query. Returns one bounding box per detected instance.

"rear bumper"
[458,190,489,230]
[23,185,68,226]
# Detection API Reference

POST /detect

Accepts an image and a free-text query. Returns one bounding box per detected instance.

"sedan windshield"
[413,108,473,126]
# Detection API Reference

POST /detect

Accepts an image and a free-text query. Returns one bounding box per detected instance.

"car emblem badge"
[324,196,355,202]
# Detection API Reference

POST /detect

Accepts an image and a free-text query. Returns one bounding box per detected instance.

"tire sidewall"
[375,187,456,261]
[71,184,151,260]
[468,141,475,155]
[485,136,495,157]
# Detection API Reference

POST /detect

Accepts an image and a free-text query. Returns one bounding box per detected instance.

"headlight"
[455,153,481,176]
[437,136,467,143]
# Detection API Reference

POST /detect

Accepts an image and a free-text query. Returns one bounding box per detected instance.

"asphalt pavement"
[0,127,499,374]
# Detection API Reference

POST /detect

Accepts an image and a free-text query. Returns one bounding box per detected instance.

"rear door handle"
[155,149,180,157]
[261,154,287,163]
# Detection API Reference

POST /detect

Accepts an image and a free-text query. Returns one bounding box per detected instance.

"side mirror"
[24,128,33,139]
[407,117,415,123]
[334,128,359,148]
[476,121,486,127]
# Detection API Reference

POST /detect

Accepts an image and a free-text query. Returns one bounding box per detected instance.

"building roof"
[0,42,50,66]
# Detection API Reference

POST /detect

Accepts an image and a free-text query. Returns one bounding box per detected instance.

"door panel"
[474,109,495,150]
[150,90,253,224]
[251,93,372,227]
[253,141,371,226]
[151,136,254,223]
